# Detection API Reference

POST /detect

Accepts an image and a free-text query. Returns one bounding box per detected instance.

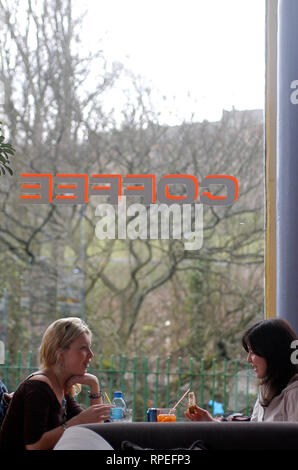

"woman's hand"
[184,404,216,422]
[69,404,111,425]
[26,403,112,449]
[64,373,99,394]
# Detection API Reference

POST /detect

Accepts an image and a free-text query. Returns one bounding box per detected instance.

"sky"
[76,0,266,123]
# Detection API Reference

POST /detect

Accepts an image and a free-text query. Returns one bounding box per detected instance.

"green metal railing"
[0,352,258,421]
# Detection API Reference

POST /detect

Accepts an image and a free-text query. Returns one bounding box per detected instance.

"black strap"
[25,372,67,415]
[26,372,49,380]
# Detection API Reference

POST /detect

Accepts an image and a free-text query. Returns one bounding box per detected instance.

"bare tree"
[0,0,122,350]
[81,106,264,354]
[0,0,264,357]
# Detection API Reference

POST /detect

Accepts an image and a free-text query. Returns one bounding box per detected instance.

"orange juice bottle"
[188,392,196,414]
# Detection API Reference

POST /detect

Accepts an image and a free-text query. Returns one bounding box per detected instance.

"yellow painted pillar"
[265,0,277,319]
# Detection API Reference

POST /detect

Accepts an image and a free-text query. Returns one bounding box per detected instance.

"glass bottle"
[188,391,196,414]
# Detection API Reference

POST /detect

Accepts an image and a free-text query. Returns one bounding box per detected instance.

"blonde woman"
[0,317,111,450]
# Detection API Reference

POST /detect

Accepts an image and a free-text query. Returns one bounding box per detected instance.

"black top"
[0,377,83,450]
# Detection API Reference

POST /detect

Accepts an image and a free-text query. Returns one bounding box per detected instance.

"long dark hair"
[242,318,298,405]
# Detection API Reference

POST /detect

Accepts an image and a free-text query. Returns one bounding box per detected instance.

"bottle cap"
[114,391,122,397]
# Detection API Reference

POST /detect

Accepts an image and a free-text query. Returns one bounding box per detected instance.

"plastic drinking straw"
[170,388,190,412]
[105,392,112,404]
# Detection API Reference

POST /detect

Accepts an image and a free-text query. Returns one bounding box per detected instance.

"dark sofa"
[81,421,298,451]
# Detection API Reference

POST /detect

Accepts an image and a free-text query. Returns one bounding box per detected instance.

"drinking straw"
[105,392,112,404]
[171,388,190,411]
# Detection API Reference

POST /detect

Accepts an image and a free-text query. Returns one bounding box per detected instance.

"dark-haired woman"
[242,318,298,421]
[185,318,298,422]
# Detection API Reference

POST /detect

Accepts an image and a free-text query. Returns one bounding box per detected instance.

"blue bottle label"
[111,407,123,420]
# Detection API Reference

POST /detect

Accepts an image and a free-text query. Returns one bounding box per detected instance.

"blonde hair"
[39,317,92,368]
